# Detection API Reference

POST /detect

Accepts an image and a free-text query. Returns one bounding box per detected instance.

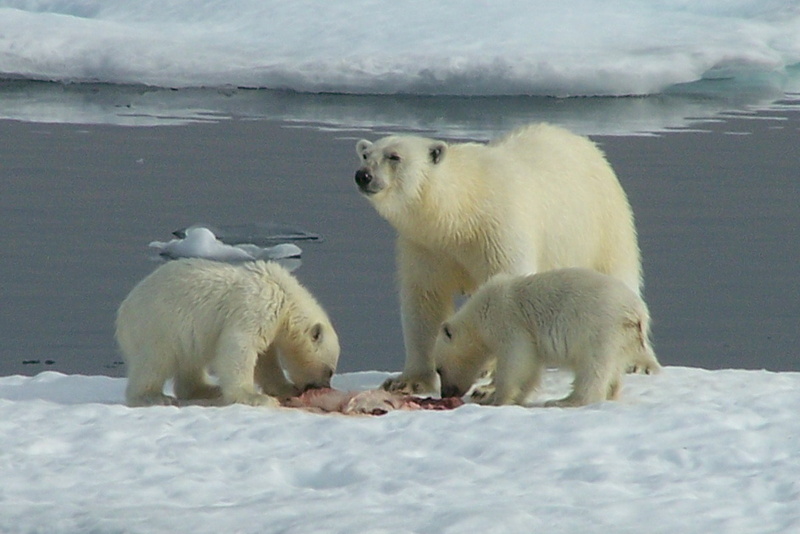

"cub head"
[279,318,340,392]
[355,135,447,221]
[433,318,488,399]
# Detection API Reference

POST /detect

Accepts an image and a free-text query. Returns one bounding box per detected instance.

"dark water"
[1,104,798,377]
[600,113,799,372]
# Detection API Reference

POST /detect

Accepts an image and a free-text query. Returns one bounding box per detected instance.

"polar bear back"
[359,123,641,294]
[497,269,650,364]
[478,124,639,284]
[116,259,286,369]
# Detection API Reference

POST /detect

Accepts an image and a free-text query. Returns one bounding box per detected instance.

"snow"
[1,2,799,134]
[2,368,799,533]
[1,1,799,97]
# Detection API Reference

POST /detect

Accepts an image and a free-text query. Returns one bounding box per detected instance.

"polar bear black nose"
[355,168,373,189]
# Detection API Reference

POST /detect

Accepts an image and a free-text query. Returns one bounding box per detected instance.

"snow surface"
[1,0,799,97]
[1,368,799,533]
[1,1,799,134]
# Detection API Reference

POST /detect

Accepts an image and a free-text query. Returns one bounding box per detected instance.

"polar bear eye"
[310,323,324,343]
[442,323,453,340]
[386,152,401,162]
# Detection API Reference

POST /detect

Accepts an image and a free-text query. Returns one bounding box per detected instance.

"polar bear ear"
[310,322,324,343]
[429,142,446,164]
[356,140,373,160]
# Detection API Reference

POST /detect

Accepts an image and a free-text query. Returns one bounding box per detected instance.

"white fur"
[116,259,339,407]
[434,269,660,407]
[355,123,643,394]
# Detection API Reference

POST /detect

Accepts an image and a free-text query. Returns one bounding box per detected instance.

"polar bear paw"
[626,361,661,375]
[473,390,498,406]
[127,392,179,408]
[381,373,439,396]
[544,396,589,408]
[176,383,222,402]
[224,390,281,408]
[469,382,496,403]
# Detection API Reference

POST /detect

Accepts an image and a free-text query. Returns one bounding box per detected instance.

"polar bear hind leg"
[125,355,178,407]
[545,347,621,408]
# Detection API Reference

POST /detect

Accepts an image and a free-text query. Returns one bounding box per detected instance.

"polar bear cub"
[116,258,339,407]
[434,268,660,407]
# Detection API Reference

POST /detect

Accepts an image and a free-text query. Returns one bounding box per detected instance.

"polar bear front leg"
[382,285,447,395]
[485,333,541,406]
[382,239,458,395]
[215,329,280,407]
[254,345,300,399]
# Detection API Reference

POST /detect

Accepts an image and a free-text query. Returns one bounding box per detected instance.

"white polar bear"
[433,268,660,407]
[116,258,339,407]
[355,123,646,395]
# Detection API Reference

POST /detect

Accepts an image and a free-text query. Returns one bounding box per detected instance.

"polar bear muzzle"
[356,167,389,195]
[355,167,385,195]
[300,366,335,392]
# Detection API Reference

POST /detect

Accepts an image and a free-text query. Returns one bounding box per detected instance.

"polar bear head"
[355,135,447,222]
[266,263,341,390]
[433,275,511,398]
[278,317,340,391]
[433,318,490,399]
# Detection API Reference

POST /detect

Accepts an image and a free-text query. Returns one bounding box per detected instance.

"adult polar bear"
[355,123,648,395]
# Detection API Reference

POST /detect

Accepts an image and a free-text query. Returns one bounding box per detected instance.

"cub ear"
[356,139,373,159]
[429,142,446,164]
[310,323,324,343]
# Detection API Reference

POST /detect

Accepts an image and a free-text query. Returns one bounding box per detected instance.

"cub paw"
[544,397,587,408]
[127,393,178,408]
[469,381,496,403]
[381,374,438,396]
[626,361,662,375]
[473,390,497,406]
[225,391,280,408]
